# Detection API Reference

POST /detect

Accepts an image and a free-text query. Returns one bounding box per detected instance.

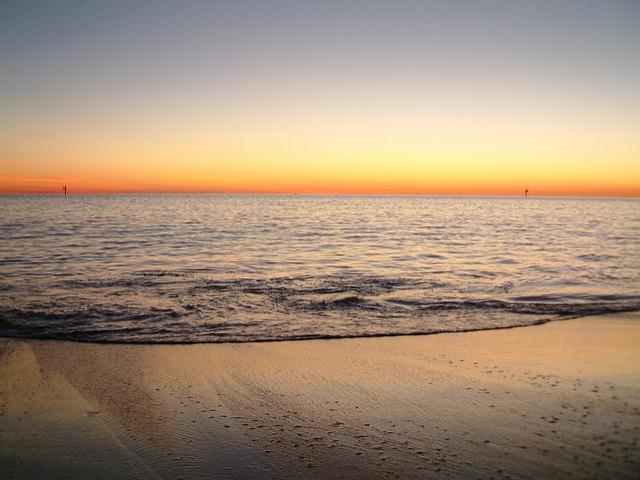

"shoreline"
[0,316,552,346]
[2,313,639,479]
[6,308,640,346]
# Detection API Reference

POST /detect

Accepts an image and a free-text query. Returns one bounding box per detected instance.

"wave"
[1,287,638,344]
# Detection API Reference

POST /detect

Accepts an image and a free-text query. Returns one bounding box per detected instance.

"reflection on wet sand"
[2,314,640,479]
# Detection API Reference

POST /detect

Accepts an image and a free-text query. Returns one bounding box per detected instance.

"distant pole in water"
[524,188,529,198]
[63,185,67,197]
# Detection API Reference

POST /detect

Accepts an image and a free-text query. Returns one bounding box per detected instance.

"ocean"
[1,195,638,343]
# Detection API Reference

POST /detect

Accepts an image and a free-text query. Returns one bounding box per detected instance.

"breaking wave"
[1,272,638,343]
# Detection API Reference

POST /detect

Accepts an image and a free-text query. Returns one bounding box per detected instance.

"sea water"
[1,195,638,342]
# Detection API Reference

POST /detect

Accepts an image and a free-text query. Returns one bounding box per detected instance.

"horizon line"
[2,191,639,199]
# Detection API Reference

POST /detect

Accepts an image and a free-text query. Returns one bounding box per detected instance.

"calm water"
[1,195,639,343]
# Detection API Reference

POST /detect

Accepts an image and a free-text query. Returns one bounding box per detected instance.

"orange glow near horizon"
[2,173,639,197]
[2,130,639,196]
[2,102,639,197]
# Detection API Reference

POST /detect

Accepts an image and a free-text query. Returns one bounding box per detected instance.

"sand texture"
[1,314,639,479]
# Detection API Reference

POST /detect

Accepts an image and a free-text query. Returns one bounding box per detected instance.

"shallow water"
[1,195,638,342]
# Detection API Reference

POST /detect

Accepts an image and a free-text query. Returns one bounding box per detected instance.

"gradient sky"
[1,0,639,195]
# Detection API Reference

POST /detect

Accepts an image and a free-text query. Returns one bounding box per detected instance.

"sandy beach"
[1,313,639,479]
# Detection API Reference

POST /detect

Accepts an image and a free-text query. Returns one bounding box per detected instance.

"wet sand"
[1,313,639,479]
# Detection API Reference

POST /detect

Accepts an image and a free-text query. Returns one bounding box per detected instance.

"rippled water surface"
[1,195,639,342]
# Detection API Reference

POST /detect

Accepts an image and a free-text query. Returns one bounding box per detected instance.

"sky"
[1,0,639,196]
